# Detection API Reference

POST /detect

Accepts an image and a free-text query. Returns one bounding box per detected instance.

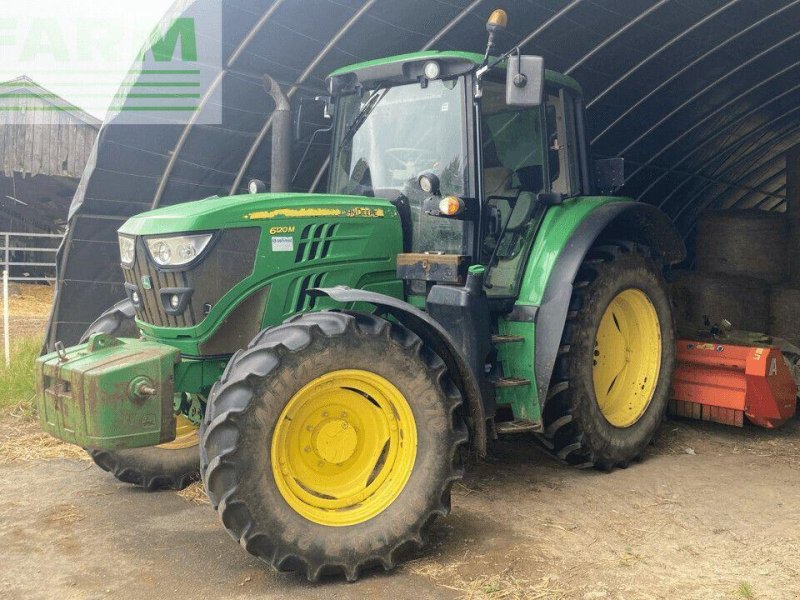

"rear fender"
[310,286,487,457]
[530,200,685,408]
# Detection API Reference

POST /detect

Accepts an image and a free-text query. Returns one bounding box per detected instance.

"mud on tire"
[200,311,468,582]
[537,243,676,470]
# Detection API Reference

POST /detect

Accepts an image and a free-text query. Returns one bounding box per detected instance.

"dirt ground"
[2,416,799,600]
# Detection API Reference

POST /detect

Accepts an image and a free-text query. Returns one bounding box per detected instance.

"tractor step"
[495,420,542,434]
[494,377,531,388]
[492,334,525,344]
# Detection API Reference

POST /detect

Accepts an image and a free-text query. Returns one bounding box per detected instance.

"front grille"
[123,227,260,327]
[295,223,338,262]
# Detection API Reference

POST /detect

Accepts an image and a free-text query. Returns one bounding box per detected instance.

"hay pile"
[1,282,54,340]
[177,481,210,504]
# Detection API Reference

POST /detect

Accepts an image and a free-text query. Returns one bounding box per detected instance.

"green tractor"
[37,10,684,581]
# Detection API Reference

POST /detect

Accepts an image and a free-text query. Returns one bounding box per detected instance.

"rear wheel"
[82,300,200,491]
[201,311,467,581]
[538,244,675,469]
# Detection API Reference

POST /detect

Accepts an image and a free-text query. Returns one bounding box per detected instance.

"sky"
[0,0,177,119]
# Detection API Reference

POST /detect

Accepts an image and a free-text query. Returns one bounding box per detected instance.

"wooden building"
[0,76,100,234]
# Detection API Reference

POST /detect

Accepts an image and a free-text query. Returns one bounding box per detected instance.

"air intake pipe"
[263,74,292,193]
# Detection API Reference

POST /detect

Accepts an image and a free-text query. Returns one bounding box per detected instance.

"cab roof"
[329,50,582,96]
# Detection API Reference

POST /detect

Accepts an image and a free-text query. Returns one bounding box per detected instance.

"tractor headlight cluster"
[118,235,135,265]
[145,233,213,267]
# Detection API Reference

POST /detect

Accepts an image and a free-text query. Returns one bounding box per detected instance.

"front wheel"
[88,417,200,491]
[539,244,676,469]
[201,311,467,581]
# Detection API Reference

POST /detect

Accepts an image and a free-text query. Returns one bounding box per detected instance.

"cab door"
[479,80,547,296]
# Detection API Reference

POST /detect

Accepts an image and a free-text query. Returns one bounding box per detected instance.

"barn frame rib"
[144,0,800,223]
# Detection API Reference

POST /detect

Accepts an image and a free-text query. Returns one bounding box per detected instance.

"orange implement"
[670,340,797,428]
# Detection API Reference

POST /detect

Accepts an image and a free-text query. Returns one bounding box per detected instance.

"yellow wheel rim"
[271,369,418,527]
[592,289,662,428]
[157,415,199,450]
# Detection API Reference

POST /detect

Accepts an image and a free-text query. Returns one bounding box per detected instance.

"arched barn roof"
[48,0,800,345]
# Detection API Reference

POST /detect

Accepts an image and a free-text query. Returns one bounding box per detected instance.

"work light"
[118,235,135,265]
[423,61,441,80]
[418,172,440,195]
[145,233,213,267]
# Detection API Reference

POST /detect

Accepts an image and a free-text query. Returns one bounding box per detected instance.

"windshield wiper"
[339,88,388,147]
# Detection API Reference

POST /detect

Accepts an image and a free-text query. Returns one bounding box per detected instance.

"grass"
[0,284,85,465]
[0,334,90,465]
[736,582,755,599]
[0,336,41,414]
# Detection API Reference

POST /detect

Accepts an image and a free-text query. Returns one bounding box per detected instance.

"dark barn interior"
[48,0,800,346]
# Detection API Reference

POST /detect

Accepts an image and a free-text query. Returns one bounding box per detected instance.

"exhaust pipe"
[263,74,292,193]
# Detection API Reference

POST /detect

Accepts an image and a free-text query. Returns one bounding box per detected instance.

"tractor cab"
[326,51,589,298]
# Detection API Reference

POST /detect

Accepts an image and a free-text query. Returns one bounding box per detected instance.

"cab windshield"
[330,78,469,254]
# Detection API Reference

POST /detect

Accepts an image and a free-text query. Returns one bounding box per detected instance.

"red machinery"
[670,340,798,428]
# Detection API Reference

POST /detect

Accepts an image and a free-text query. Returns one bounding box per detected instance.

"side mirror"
[595,158,625,193]
[506,54,544,107]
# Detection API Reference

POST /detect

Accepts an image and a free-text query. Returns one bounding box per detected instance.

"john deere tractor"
[37,10,684,581]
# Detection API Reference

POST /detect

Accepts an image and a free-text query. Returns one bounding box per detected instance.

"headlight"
[145,233,213,267]
[118,235,135,265]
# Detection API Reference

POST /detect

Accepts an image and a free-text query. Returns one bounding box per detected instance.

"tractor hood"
[118,193,396,236]
[114,190,404,358]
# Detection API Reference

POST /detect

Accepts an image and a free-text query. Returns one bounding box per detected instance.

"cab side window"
[482,91,545,198]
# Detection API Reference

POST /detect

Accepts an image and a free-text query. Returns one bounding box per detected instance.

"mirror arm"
[476,45,521,81]
[294,99,305,142]
[292,122,334,184]
[509,48,527,88]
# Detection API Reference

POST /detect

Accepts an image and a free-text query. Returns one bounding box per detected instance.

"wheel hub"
[314,420,358,464]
